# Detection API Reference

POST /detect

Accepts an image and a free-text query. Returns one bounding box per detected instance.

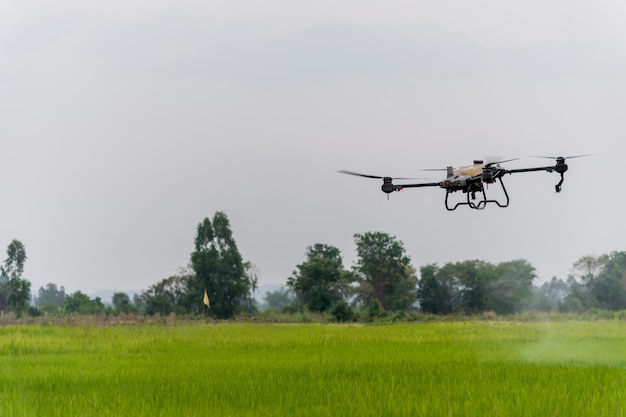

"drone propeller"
[522,154,592,193]
[337,170,426,180]
[484,158,519,167]
[529,154,593,161]
[421,157,519,172]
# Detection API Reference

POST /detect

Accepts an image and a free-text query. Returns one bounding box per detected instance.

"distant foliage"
[263,286,294,310]
[562,252,626,311]
[418,259,536,315]
[11,207,626,320]
[533,277,569,312]
[136,273,193,316]
[63,291,105,315]
[35,283,66,312]
[112,292,138,315]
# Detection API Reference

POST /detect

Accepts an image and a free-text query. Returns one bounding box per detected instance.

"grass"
[0,321,625,416]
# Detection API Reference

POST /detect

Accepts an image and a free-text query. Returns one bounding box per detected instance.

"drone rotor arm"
[394,182,441,191]
[505,165,557,174]
[505,164,568,192]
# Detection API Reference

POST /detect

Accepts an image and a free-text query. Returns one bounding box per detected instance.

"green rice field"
[1,321,625,416]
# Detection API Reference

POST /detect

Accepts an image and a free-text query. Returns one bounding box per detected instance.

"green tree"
[35,283,66,310]
[486,259,536,314]
[588,251,626,310]
[1,240,31,317]
[3,239,27,279]
[533,277,570,312]
[112,292,137,315]
[330,300,354,322]
[245,262,260,312]
[190,212,249,319]
[7,277,31,318]
[571,255,606,284]
[417,264,442,313]
[353,232,417,311]
[561,275,592,312]
[417,262,463,314]
[263,286,294,310]
[418,259,535,315]
[63,291,105,315]
[138,274,192,316]
[0,271,8,313]
[287,244,351,312]
[455,260,498,313]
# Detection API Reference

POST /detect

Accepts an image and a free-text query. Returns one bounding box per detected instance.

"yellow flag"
[203,290,210,308]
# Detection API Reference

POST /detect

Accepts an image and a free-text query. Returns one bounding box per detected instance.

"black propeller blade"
[484,158,519,167]
[420,158,519,172]
[337,170,426,180]
[529,154,593,160]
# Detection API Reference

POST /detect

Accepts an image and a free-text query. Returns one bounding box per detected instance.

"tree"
[63,291,105,315]
[112,292,137,315]
[7,278,31,318]
[245,262,260,312]
[1,240,31,317]
[0,271,8,313]
[190,212,249,319]
[417,261,490,314]
[560,252,626,311]
[418,259,535,315]
[3,239,27,279]
[486,259,536,314]
[588,251,626,310]
[138,274,192,316]
[35,283,66,310]
[353,232,417,311]
[417,262,463,314]
[417,264,443,313]
[263,287,294,310]
[455,260,498,313]
[533,277,570,312]
[561,275,592,312]
[570,255,606,284]
[287,244,351,312]
[330,300,354,322]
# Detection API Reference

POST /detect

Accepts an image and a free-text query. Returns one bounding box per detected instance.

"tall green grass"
[1,322,624,416]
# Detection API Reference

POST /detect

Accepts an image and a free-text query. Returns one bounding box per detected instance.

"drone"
[339,155,590,211]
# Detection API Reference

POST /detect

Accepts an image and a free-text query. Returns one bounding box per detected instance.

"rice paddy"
[1,321,625,416]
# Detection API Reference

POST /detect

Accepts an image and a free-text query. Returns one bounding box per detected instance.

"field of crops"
[1,320,625,416]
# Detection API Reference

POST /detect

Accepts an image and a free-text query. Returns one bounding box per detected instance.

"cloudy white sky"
[2,0,625,295]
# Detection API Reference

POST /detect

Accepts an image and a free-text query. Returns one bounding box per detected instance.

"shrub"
[330,301,354,322]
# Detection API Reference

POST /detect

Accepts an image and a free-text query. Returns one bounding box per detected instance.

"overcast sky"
[2,0,625,295]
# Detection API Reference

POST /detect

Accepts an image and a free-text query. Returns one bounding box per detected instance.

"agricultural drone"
[339,155,590,211]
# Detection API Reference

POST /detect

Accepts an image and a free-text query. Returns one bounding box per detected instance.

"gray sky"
[2,0,625,294]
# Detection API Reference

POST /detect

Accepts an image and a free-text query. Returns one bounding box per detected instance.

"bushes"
[330,301,354,322]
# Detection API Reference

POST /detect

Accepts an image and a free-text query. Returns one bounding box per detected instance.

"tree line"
[3,211,626,320]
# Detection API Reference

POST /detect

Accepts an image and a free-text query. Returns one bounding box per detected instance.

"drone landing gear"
[444,190,479,211]
[444,178,511,211]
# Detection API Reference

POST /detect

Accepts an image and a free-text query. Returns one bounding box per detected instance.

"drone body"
[339,155,589,211]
